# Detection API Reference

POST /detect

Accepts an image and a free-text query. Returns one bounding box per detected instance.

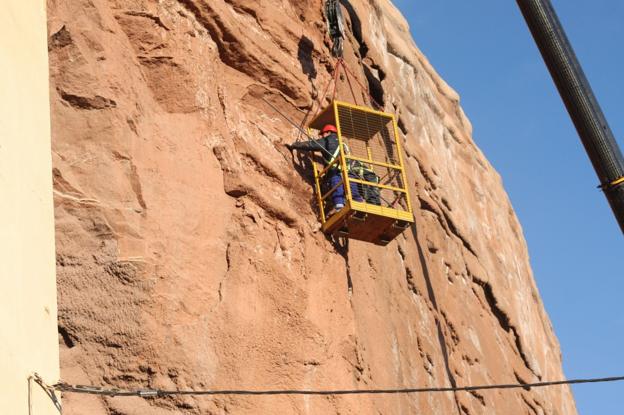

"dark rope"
[34,373,624,398]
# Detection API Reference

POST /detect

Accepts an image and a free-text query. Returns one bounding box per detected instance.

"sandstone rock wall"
[47,0,577,413]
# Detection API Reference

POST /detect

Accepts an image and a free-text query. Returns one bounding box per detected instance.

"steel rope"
[33,373,624,398]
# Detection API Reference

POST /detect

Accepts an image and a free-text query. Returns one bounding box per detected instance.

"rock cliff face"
[47,0,577,414]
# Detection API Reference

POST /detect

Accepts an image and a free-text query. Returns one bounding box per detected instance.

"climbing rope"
[33,372,624,398]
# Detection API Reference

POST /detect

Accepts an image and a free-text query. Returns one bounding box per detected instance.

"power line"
[33,373,624,398]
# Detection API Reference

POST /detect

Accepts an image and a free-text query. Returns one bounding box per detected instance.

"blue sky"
[391,1,624,413]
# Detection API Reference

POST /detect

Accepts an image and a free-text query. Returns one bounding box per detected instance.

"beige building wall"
[0,1,60,414]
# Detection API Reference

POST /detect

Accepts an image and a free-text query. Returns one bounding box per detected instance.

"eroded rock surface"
[48,0,577,413]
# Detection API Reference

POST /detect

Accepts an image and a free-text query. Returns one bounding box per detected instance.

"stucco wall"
[0,1,60,414]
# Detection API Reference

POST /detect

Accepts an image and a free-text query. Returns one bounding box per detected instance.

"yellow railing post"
[391,115,413,215]
[334,102,352,203]
[310,127,326,223]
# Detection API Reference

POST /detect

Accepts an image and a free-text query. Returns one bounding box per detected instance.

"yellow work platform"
[308,101,414,245]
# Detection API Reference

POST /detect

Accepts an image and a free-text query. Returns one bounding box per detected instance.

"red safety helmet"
[321,124,338,134]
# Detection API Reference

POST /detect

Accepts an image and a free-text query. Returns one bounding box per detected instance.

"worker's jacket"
[290,132,340,166]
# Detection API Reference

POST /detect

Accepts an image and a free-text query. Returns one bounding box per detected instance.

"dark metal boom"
[516,0,624,233]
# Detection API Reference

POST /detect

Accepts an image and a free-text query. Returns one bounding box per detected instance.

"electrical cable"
[33,373,624,398]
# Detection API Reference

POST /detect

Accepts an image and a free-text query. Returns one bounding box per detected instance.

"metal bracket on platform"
[352,211,367,221]
[393,220,410,230]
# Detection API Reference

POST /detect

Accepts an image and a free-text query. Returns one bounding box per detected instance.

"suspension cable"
[33,373,624,398]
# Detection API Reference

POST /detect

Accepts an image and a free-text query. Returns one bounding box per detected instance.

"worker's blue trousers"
[329,172,363,207]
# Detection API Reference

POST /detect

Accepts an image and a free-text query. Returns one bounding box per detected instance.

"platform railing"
[314,152,410,223]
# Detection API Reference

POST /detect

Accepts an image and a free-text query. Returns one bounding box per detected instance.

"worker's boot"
[327,203,344,218]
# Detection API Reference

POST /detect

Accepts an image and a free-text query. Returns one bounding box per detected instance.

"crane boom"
[516,0,624,233]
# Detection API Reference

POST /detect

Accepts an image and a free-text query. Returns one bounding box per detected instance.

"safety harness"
[326,142,349,167]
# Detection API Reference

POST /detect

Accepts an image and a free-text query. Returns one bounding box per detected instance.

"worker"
[286,124,363,212]
[353,162,381,206]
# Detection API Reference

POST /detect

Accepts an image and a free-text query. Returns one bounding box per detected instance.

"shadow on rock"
[298,35,317,83]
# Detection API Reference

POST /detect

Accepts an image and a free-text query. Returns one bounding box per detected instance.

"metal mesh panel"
[338,106,399,164]
[337,104,409,212]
